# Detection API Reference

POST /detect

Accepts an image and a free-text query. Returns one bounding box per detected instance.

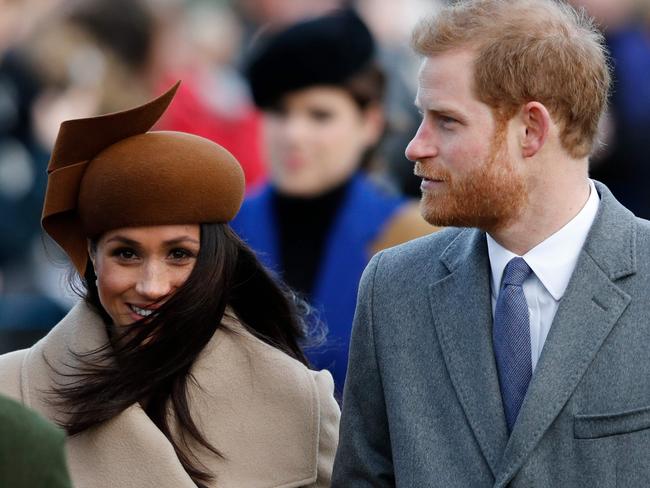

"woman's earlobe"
[87,241,96,269]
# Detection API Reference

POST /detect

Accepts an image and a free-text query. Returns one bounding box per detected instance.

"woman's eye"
[309,108,333,122]
[169,248,195,261]
[112,248,138,260]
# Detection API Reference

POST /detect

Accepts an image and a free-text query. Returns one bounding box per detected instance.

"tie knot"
[501,257,531,287]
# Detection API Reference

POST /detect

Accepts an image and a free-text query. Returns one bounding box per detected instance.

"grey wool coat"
[0,303,340,488]
[332,181,650,487]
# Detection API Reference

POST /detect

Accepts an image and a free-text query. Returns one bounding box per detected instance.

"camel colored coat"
[0,302,340,488]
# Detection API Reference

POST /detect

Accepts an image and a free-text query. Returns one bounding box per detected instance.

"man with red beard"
[332,1,650,486]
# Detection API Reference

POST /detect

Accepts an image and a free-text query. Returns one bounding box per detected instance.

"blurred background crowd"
[0,0,649,355]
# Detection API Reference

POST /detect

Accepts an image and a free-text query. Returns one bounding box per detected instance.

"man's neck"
[488,165,591,256]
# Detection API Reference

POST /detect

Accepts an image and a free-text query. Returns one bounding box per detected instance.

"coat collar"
[429,181,636,484]
[20,302,322,487]
[21,301,109,423]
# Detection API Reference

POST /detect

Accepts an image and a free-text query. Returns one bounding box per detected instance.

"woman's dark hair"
[66,0,154,70]
[342,61,386,112]
[53,223,311,488]
[342,62,387,170]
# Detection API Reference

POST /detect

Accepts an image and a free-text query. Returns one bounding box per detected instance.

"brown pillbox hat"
[42,82,245,275]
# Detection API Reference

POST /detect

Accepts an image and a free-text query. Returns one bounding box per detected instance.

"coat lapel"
[494,182,636,487]
[68,403,195,488]
[429,228,508,477]
[20,303,195,487]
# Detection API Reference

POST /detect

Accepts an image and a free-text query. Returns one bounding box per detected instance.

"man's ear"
[520,102,550,158]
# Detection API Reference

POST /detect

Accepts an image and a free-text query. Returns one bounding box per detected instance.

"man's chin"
[419,195,506,230]
[419,194,462,227]
[419,202,462,227]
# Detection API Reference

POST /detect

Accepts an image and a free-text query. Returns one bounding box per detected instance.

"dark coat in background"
[0,393,71,488]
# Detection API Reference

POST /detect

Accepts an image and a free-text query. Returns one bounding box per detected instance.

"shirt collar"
[487,179,600,301]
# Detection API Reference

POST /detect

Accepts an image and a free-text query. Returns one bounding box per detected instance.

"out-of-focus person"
[24,0,267,183]
[0,84,339,488]
[235,0,343,30]
[233,8,437,395]
[154,1,267,189]
[356,0,443,197]
[570,0,650,217]
[0,0,70,339]
[0,393,72,487]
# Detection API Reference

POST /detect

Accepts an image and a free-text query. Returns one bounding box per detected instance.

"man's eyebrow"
[414,102,466,122]
[431,107,465,118]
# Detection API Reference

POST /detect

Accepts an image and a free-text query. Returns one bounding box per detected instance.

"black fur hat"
[244,8,375,109]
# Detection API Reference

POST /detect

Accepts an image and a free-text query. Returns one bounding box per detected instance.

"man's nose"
[405,121,437,162]
[135,263,172,301]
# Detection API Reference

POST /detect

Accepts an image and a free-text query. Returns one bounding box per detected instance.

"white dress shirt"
[487,179,600,372]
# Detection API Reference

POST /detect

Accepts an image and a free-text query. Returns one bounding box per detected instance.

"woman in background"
[234,8,435,394]
[0,84,339,488]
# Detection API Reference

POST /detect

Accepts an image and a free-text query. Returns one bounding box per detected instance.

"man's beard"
[416,126,527,232]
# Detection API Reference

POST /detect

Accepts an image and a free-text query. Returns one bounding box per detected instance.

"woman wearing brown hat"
[235,9,436,395]
[0,84,339,488]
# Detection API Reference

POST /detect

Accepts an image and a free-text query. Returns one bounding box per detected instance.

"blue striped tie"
[493,257,533,433]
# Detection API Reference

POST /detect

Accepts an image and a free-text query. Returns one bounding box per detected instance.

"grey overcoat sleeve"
[331,252,395,486]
